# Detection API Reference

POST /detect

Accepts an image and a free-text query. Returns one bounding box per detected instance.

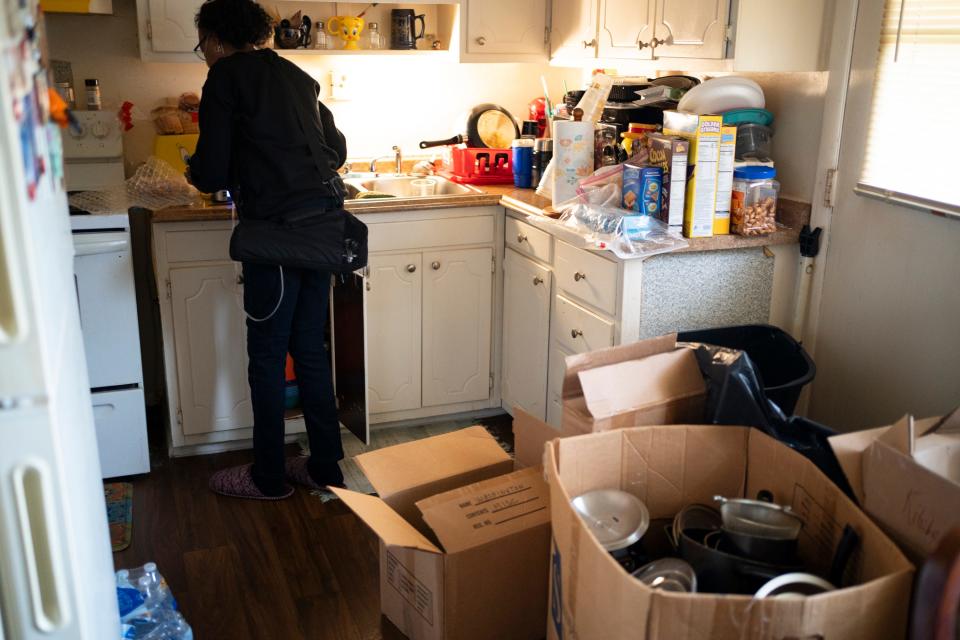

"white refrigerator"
[0,4,121,639]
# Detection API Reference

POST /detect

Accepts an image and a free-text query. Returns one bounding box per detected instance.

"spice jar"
[731,166,779,236]
[364,22,384,49]
[84,78,102,110]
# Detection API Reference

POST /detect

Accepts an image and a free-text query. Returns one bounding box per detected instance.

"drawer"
[505,217,552,264]
[553,295,615,354]
[555,240,619,315]
[368,216,494,252]
[164,229,232,263]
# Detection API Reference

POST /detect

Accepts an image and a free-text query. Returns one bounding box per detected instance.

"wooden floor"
[114,414,513,640]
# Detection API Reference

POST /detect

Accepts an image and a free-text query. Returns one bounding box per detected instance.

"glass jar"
[85,78,102,110]
[731,166,779,236]
[364,22,384,50]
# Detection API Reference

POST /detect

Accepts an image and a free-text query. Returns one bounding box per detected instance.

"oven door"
[73,231,144,389]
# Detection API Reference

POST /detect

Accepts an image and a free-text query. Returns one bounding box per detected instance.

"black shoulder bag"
[228,60,367,273]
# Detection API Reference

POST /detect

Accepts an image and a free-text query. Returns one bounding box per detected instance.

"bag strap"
[269,55,345,195]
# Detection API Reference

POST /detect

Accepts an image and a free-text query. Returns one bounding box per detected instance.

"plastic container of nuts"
[731,166,779,236]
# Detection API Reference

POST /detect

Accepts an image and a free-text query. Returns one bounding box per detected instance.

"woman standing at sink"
[187,0,349,500]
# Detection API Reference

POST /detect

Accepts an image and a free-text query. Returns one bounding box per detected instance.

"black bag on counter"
[684,341,857,502]
[229,55,367,273]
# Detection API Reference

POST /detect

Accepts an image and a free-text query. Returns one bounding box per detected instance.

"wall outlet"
[329,68,352,101]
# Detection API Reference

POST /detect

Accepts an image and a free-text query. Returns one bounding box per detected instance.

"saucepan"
[420,103,520,149]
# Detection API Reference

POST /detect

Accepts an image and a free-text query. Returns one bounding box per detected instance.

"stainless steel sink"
[342,174,479,199]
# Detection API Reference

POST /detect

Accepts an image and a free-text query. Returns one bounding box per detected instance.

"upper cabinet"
[461,0,549,61]
[136,0,204,62]
[550,0,827,70]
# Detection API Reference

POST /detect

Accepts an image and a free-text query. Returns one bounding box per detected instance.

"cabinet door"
[146,0,203,53]
[422,248,493,407]
[366,254,422,415]
[502,251,552,420]
[547,343,574,429]
[653,0,729,59]
[551,0,600,59]
[597,0,655,59]
[466,0,547,55]
[169,265,252,436]
[332,273,369,445]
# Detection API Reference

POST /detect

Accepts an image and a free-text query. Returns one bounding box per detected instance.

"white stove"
[64,111,149,478]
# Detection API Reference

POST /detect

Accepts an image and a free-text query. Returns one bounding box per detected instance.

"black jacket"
[189,49,347,220]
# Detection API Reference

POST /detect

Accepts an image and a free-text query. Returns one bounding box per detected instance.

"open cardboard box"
[545,422,914,640]
[830,407,960,560]
[331,426,552,640]
[515,334,706,468]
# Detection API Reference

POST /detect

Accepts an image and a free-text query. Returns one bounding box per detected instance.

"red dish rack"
[438,145,514,185]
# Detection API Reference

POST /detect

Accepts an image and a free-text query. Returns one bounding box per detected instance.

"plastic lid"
[734,166,776,180]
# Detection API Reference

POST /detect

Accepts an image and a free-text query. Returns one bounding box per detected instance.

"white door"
[466,0,547,55]
[422,247,493,407]
[597,0,655,59]
[146,0,204,53]
[653,0,729,59]
[551,0,600,59]
[169,265,253,436]
[502,250,552,419]
[366,254,422,415]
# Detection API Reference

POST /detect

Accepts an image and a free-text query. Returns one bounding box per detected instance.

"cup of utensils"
[274,12,313,49]
[571,489,857,598]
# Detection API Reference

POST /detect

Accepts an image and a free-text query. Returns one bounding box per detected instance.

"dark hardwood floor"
[115,414,514,640]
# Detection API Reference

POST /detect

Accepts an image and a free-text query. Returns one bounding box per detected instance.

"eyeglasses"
[193,36,208,61]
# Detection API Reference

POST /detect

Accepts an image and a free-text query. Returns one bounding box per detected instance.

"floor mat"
[105,482,133,552]
[306,419,514,503]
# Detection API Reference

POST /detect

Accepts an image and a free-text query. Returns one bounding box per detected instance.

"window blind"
[856,0,960,216]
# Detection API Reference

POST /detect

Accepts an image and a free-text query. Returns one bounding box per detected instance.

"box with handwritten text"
[332,427,551,640]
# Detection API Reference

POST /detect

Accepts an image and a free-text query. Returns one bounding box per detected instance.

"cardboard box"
[830,408,960,561]
[546,425,915,640]
[513,335,707,470]
[331,426,552,640]
[713,124,737,235]
[646,133,689,227]
[663,111,722,238]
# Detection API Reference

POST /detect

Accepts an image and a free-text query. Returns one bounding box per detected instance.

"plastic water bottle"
[116,563,193,639]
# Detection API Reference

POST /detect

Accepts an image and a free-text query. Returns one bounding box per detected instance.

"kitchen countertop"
[151,183,809,255]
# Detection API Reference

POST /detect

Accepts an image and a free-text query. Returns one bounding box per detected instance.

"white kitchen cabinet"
[550,0,600,60]
[502,250,552,419]
[136,0,204,62]
[168,264,252,436]
[653,0,729,59]
[731,0,829,71]
[462,0,548,61]
[597,0,655,59]
[422,247,494,407]
[366,253,423,415]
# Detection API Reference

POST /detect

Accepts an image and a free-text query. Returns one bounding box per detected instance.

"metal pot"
[714,495,803,540]
[419,103,520,149]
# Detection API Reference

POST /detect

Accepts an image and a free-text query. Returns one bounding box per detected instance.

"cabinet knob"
[583,38,597,48]
[571,329,583,339]
[476,36,486,46]
[532,276,544,286]
[650,37,666,49]
[574,271,587,282]
[517,233,527,243]
[406,264,417,273]
[431,261,441,270]
[638,40,650,50]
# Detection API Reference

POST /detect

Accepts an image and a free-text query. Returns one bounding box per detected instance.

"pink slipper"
[209,464,294,500]
[285,456,345,491]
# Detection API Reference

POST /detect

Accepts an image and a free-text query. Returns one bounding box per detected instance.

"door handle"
[0,230,26,345]
[12,463,69,633]
[431,261,441,270]
[533,276,544,286]
[571,329,583,339]
[574,272,587,282]
[406,264,417,273]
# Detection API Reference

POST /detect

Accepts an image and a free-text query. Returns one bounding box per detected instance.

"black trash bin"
[677,324,815,414]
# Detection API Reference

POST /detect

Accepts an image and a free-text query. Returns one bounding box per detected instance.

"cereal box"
[622,164,662,215]
[646,133,689,227]
[714,125,737,235]
[663,111,723,238]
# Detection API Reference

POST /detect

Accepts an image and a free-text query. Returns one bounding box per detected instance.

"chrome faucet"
[369,146,402,175]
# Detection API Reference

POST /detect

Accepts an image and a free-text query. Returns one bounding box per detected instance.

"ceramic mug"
[328,15,364,50]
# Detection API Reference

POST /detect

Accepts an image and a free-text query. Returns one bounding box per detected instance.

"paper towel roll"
[552,120,595,206]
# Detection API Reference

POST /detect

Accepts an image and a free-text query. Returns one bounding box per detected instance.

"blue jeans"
[243,263,343,495]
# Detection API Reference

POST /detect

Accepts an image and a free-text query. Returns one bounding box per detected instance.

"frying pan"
[420,103,520,149]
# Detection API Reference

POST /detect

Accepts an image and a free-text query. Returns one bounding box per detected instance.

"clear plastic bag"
[555,191,688,260]
[69,156,198,214]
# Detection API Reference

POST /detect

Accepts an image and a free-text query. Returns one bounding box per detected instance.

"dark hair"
[195,0,274,49]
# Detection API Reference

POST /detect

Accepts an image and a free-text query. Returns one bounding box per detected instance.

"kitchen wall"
[45,0,582,175]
